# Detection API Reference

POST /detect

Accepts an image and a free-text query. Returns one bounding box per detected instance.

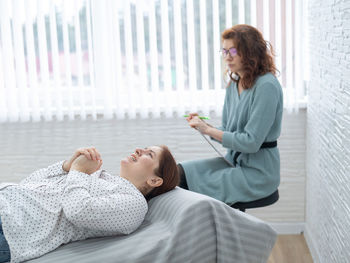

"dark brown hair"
[221,24,278,89]
[145,145,180,201]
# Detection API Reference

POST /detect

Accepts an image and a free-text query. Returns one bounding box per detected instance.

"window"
[0,0,307,122]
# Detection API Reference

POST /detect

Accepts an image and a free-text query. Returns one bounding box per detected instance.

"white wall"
[305,0,350,262]
[0,111,306,224]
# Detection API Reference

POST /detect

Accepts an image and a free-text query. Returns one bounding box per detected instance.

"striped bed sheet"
[28,187,277,263]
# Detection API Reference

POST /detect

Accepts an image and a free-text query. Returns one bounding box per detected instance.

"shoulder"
[254,73,281,89]
[119,185,148,217]
[253,73,282,95]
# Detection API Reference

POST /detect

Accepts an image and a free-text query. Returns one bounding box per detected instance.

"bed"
[27,187,276,263]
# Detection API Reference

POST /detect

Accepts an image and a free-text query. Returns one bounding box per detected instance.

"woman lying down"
[0,146,179,263]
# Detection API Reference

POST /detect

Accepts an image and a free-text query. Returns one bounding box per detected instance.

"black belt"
[233,141,277,166]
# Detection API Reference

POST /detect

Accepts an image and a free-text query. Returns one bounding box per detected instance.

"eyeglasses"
[220,47,237,58]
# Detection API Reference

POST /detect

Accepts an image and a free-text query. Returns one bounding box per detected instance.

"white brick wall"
[0,112,306,223]
[306,0,350,262]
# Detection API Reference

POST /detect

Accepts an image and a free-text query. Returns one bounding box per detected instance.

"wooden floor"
[268,234,313,263]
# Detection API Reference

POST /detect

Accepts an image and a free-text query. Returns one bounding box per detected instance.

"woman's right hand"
[63,147,102,172]
[185,113,213,128]
[185,113,199,122]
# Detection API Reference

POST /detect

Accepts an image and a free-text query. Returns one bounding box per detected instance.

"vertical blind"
[0,0,307,122]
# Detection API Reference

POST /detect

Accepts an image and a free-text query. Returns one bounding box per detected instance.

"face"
[222,39,244,77]
[120,146,163,183]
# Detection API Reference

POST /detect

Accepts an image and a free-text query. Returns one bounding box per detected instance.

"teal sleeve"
[220,82,230,131]
[222,82,279,153]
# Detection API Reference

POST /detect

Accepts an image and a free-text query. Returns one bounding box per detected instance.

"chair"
[231,189,279,212]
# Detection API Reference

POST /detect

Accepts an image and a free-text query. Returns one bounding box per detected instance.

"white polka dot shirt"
[0,161,148,263]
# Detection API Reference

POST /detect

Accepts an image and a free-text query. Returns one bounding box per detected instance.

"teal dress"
[180,73,283,205]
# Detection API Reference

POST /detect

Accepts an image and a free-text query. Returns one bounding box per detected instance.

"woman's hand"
[63,147,102,172]
[70,155,103,175]
[185,113,199,122]
[188,116,211,134]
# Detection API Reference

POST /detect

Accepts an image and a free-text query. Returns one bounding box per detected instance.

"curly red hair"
[221,24,278,89]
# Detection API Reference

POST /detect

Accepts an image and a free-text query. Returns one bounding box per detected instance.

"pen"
[183,115,210,120]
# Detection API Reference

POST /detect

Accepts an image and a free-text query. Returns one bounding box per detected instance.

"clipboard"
[196,129,235,168]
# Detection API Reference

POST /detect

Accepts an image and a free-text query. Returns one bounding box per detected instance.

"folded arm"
[221,83,279,153]
[20,161,68,184]
[62,171,147,234]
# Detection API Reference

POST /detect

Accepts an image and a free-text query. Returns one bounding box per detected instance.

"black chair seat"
[231,190,279,212]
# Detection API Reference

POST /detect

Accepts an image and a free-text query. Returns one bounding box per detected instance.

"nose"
[224,54,233,62]
[135,148,144,156]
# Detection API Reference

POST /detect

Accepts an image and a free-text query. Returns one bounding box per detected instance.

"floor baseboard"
[304,224,320,263]
[269,222,305,234]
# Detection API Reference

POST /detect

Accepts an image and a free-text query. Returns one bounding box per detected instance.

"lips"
[129,154,137,162]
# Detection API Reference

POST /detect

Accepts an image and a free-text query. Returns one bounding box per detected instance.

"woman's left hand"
[71,155,103,175]
[188,116,211,134]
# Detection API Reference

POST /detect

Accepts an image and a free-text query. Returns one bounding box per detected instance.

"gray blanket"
[28,188,276,263]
